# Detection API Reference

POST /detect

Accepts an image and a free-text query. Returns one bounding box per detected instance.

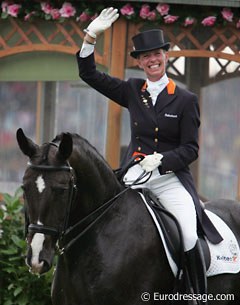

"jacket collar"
[141,78,176,95]
[139,78,177,124]
[156,78,177,112]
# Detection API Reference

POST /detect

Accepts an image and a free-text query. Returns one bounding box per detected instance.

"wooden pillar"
[42,82,56,143]
[185,57,209,190]
[36,81,43,144]
[105,18,127,169]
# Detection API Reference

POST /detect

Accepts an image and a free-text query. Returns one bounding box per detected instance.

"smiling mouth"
[149,64,160,69]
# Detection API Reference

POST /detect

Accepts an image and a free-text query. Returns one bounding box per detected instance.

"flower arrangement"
[1,1,240,28]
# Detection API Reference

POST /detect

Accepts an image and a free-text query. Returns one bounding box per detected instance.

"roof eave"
[119,0,240,8]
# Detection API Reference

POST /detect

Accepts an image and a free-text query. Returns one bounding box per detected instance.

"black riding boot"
[185,240,207,305]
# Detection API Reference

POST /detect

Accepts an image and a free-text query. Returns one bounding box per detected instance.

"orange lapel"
[167,78,176,95]
[156,78,177,112]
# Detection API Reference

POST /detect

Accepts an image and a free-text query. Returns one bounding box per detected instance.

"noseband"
[26,143,76,240]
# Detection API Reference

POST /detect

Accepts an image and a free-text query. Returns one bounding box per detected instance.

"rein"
[59,186,130,253]
[58,170,151,254]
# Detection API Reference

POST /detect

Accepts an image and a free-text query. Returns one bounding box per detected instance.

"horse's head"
[16,128,75,275]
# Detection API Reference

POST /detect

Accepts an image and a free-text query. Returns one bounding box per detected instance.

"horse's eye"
[52,186,68,195]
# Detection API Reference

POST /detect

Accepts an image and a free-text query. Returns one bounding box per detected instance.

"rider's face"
[137,49,168,82]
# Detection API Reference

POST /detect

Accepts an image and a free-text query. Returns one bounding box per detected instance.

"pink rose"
[1,1,8,13]
[59,2,76,18]
[139,4,150,19]
[201,16,216,26]
[7,4,21,17]
[148,10,156,21]
[236,19,240,29]
[51,9,61,20]
[164,15,179,24]
[156,4,170,16]
[184,17,195,27]
[120,3,134,16]
[221,8,233,22]
[41,2,53,14]
[76,12,91,22]
[139,5,156,21]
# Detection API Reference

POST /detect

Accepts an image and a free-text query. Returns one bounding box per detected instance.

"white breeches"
[123,164,198,251]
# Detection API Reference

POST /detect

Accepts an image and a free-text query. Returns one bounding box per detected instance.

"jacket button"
[155,127,159,132]
[154,138,158,143]
[137,146,141,151]
[134,122,138,126]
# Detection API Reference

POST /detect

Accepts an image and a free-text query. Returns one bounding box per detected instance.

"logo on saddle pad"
[216,240,238,263]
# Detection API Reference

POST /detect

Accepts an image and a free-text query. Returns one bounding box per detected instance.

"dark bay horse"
[16,128,240,305]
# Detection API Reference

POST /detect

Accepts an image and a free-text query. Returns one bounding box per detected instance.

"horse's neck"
[70,148,122,219]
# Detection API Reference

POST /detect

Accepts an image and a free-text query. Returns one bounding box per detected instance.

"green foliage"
[0,188,53,305]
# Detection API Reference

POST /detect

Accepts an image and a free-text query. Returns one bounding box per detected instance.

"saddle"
[138,188,211,274]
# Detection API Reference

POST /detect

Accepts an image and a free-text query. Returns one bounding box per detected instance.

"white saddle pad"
[139,193,240,278]
[205,210,240,277]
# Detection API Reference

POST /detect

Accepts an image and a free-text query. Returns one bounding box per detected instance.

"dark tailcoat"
[76,51,222,244]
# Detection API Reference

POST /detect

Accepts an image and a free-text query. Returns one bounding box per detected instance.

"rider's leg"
[148,171,207,304]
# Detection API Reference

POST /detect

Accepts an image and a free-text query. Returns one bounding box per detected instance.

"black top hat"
[130,29,170,58]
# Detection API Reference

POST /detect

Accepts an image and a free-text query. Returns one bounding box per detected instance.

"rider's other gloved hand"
[84,7,119,39]
[140,153,163,172]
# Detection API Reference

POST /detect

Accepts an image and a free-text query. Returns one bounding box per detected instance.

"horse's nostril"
[40,259,52,274]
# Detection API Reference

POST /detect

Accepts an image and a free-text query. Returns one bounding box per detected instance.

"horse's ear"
[16,128,38,158]
[57,133,73,161]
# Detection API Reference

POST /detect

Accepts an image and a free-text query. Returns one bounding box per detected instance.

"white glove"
[140,153,163,172]
[85,7,119,39]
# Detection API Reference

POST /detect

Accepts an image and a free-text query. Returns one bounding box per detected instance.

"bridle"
[26,142,77,241]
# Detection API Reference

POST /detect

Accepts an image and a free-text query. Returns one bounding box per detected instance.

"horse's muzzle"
[26,252,54,275]
[26,238,55,275]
